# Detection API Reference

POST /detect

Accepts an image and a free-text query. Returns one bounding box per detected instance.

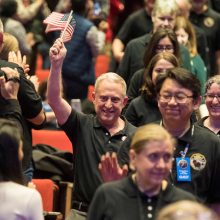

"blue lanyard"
[180,143,189,158]
[179,125,194,158]
[159,121,194,159]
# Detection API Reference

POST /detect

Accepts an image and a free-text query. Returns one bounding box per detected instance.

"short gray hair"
[152,0,178,17]
[94,72,127,97]
[205,75,220,93]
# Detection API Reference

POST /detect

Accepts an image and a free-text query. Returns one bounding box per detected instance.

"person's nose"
[105,98,113,108]
[163,19,169,26]
[168,96,177,105]
[212,96,219,104]
[156,158,166,169]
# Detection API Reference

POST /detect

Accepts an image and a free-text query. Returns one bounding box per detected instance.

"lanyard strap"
[180,143,189,158]
[159,121,195,158]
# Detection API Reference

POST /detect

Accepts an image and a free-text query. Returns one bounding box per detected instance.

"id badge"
[176,157,191,182]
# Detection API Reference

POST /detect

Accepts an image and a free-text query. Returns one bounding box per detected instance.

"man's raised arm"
[47,38,71,125]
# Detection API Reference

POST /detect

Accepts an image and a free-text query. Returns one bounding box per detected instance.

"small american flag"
[43,11,76,42]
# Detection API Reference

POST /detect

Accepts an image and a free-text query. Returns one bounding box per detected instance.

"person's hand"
[37,0,45,6]
[26,32,36,47]
[8,51,30,75]
[0,67,20,100]
[99,152,128,182]
[28,75,39,91]
[49,38,67,68]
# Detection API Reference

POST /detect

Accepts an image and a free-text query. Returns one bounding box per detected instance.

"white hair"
[94,72,127,97]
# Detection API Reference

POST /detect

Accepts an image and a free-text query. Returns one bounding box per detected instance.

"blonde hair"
[0,32,19,60]
[131,124,175,153]
[94,72,127,97]
[152,0,178,17]
[156,200,218,220]
[174,16,197,56]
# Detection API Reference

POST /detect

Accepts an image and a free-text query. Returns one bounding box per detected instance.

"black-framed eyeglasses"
[204,93,220,102]
[159,93,194,104]
[155,44,174,52]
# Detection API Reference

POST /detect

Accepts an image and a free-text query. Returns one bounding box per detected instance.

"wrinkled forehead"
[96,78,126,95]
[141,139,174,153]
[155,12,176,19]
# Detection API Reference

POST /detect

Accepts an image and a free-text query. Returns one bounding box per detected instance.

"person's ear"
[129,149,136,171]
[18,141,24,161]
[92,92,96,104]
[151,14,156,24]
[193,95,202,111]
[122,96,128,106]
[0,32,3,53]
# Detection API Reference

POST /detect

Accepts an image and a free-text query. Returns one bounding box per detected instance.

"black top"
[190,8,220,74]
[125,94,161,127]
[195,116,220,137]
[127,68,145,100]
[117,8,152,46]
[118,123,220,204]
[0,99,23,134]
[87,175,196,220]
[0,60,44,170]
[117,33,192,87]
[61,110,136,205]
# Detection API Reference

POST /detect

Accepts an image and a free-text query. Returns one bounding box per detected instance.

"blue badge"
[176,157,191,182]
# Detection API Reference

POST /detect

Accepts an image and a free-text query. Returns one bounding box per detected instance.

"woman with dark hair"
[125,52,179,126]
[0,119,44,220]
[143,27,180,68]
[127,27,181,100]
[0,119,24,184]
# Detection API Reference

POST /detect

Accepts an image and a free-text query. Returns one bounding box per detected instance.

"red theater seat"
[32,179,59,212]
[32,129,73,153]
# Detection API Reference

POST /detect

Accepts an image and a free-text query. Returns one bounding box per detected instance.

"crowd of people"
[1,0,220,220]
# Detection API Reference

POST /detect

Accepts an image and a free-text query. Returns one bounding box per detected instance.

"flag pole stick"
[60,10,73,40]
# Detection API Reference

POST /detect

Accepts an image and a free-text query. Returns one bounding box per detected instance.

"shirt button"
[108,140,111,143]
[105,133,108,135]
[147,198,152,203]
[147,206,153,211]
[147,213,153,218]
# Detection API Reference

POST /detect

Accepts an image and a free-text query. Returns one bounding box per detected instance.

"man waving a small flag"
[43,11,76,42]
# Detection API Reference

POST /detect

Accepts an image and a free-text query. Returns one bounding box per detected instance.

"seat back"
[32,179,59,212]
[32,129,73,153]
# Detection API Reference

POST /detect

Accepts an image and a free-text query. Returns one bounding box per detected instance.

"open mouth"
[102,109,114,114]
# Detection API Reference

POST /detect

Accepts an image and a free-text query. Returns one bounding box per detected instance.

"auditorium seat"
[32,129,73,153]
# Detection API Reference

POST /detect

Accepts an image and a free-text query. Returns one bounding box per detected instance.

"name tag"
[176,157,191,182]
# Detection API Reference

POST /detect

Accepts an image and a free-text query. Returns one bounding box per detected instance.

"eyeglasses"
[159,93,194,104]
[155,44,174,52]
[205,94,220,102]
